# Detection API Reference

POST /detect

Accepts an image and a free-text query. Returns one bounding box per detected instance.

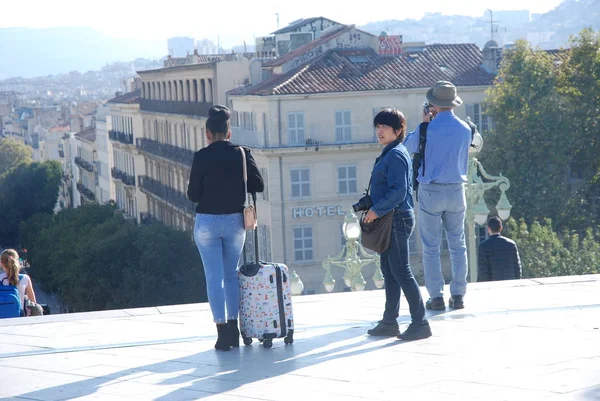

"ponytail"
[0,249,20,286]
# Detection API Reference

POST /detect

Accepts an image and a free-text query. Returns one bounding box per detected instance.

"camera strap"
[365,139,402,196]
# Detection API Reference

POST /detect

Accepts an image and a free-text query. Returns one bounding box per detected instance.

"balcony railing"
[108,129,134,145]
[111,167,136,187]
[136,138,194,166]
[140,99,213,118]
[140,212,161,225]
[76,182,95,202]
[138,175,195,213]
[231,127,267,148]
[75,156,94,173]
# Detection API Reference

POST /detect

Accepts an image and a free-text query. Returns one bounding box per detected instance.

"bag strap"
[239,147,249,207]
[366,139,402,195]
[252,194,259,262]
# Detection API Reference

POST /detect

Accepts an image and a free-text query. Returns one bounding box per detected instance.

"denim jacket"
[369,140,414,217]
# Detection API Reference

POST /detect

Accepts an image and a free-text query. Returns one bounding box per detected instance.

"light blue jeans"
[194,213,246,323]
[418,183,468,298]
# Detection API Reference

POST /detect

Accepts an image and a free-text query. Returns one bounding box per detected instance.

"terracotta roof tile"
[231,44,495,96]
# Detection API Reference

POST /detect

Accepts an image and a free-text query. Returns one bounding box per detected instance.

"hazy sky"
[2,0,565,47]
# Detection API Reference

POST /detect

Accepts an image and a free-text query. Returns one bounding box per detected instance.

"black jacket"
[478,234,522,282]
[187,141,264,214]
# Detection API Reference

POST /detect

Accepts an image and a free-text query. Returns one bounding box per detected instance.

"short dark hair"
[206,105,231,137]
[373,108,407,141]
[487,216,503,233]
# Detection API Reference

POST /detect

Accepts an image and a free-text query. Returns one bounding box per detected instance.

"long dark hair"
[206,105,231,138]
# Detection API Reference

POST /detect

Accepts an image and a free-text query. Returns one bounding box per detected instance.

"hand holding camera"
[423,101,436,122]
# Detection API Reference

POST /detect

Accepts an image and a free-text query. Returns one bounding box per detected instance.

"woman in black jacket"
[187,105,264,351]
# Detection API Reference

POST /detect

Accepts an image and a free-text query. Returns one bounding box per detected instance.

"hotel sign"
[292,205,346,219]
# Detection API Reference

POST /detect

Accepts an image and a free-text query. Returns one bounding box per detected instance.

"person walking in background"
[187,105,264,351]
[478,217,522,282]
[0,249,37,316]
[365,108,431,341]
[404,81,472,310]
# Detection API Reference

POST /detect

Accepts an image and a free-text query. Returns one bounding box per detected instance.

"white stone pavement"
[0,275,599,401]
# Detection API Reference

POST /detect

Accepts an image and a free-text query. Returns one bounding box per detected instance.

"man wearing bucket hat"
[404,81,472,310]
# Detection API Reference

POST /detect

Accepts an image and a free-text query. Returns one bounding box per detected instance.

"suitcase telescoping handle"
[251,193,260,264]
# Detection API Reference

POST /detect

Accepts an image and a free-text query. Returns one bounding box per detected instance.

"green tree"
[484,30,600,230]
[0,137,33,176]
[484,39,571,226]
[503,218,599,278]
[21,203,207,312]
[0,160,62,246]
[559,29,600,229]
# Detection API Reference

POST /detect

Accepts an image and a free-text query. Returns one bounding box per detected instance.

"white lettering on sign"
[292,206,346,219]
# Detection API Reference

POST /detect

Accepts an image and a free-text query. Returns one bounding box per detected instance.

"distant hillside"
[0,27,164,79]
[359,0,599,49]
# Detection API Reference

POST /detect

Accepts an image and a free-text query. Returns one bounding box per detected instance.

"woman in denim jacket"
[365,108,431,341]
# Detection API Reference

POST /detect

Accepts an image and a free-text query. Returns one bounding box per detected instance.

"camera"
[352,195,373,213]
[423,101,436,121]
[423,101,432,115]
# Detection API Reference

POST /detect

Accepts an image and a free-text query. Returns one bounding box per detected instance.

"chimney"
[482,40,502,75]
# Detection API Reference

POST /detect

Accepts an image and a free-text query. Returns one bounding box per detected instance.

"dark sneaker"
[449,295,464,309]
[398,321,432,341]
[425,297,446,310]
[367,320,400,337]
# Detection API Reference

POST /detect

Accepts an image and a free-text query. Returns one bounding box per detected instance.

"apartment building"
[73,127,97,207]
[107,90,146,221]
[135,52,254,231]
[227,24,498,293]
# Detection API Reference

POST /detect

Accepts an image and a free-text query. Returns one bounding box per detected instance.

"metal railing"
[140,99,213,118]
[136,138,194,166]
[108,129,134,145]
[111,167,136,187]
[76,182,95,201]
[140,212,161,225]
[75,157,94,173]
[138,175,195,213]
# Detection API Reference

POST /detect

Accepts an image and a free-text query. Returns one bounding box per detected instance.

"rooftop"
[74,127,96,142]
[1,274,598,400]
[232,44,495,96]
[107,89,141,105]
[271,17,342,35]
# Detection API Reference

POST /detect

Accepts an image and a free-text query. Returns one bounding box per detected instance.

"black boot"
[215,324,231,351]
[227,319,240,348]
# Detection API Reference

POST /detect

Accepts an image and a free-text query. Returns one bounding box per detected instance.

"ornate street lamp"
[465,119,512,282]
[289,270,304,296]
[322,211,383,292]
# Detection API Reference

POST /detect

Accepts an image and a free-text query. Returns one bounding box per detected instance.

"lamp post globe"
[342,211,361,240]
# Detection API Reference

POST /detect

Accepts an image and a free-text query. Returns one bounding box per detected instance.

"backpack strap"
[412,122,429,200]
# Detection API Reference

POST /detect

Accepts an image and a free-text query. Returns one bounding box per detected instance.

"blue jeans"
[194,213,246,323]
[418,183,468,298]
[381,210,426,324]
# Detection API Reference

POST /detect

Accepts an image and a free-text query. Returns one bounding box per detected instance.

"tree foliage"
[503,217,599,278]
[20,204,207,312]
[484,29,600,231]
[0,137,33,176]
[0,160,62,246]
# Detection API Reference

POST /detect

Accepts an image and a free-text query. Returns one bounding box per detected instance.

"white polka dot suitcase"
[238,196,294,348]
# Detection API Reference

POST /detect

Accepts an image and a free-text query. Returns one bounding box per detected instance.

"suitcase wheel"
[263,339,273,349]
[243,337,253,346]
[284,336,294,345]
